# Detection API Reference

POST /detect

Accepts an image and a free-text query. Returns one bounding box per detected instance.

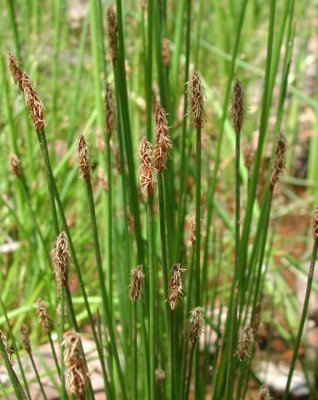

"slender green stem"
[184,343,195,400]
[48,335,61,377]
[29,352,48,400]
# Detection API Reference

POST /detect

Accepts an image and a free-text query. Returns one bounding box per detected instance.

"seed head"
[20,324,31,354]
[106,6,117,63]
[312,207,318,240]
[76,134,92,182]
[243,144,254,172]
[63,330,88,398]
[162,39,170,66]
[8,53,23,91]
[105,83,114,136]
[155,368,165,385]
[51,231,70,291]
[259,386,271,400]
[269,133,287,190]
[188,307,204,344]
[168,264,186,310]
[139,136,155,197]
[154,103,172,172]
[129,265,145,302]
[231,79,245,135]
[189,72,205,129]
[36,298,53,333]
[236,324,254,361]
[10,153,21,178]
[0,331,14,366]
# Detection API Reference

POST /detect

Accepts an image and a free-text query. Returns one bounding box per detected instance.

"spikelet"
[139,136,155,197]
[106,6,117,63]
[76,134,92,182]
[155,368,165,385]
[269,133,287,190]
[236,324,254,361]
[243,144,254,172]
[105,83,114,136]
[10,153,21,178]
[20,324,31,354]
[51,232,70,291]
[231,79,245,135]
[188,307,204,344]
[189,72,205,129]
[168,264,186,310]
[0,331,14,365]
[8,54,45,130]
[129,265,145,302]
[154,103,172,172]
[312,207,318,240]
[63,330,88,398]
[37,298,53,333]
[259,386,271,400]
[162,39,170,66]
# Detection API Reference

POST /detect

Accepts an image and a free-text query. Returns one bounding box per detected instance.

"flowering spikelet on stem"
[36,298,53,333]
[312,207,318,240]
[10,153,21,178]
[129,265,145,302]
[106,6,117,64]
[259,386,271,400]
[168,263,186,310]
[139,136,155,197]
[20,324,31,354]
[76,134,92,182]
[269,133,287,190]
[51,231,70,291]
[189,72,205,129]
[243,144,254,172]
[63,330,88,398]
[231,79,245,135]
[154,103,172,172]
[0,331,14,365]
[162,39,170,66]
[188,307,204,344]
[236,324,254,361]
[8,54,45,130]
[105,83,114,136]
[155,368,165,385]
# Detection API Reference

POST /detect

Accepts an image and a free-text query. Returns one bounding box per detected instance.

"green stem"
[29,352,48,400]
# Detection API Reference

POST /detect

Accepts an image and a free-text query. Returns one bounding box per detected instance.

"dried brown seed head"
[77,134,92,182]
[0,331,14,366]
[10,153,21,178]
[63,330,88,398]
[269,133,287,190]
[168,264,186,310]
[20,324,31,354]
[105,83,114,136]
[139,136,155,197]
[51,231,70,290]
[155,368,165,385]
[129,265,145,302]
[154,103,172,172]
[37,298,53,333]
[231,79,245,135]
[243,144,254,171]
[189,307,204,344]
[162,39,170,66]
[106,6,117,63]
[236,324,254,361]
[8,53,23,91]
[189,72,205,129]
[259,386,271,400]
[312,207,318,240]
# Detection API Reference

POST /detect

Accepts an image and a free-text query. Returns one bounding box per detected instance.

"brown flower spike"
[162,39,170,66]
[105,83,114,136]
[154,103,172,172]
[189,72,205,129]
[63,330,88,398]
[231,79,245,135]
[0,331,14,366]
[312,207,318,240]
[189,307,204,344]
[139,136,155,197]
[51,231,70,291]
[37,298,53,333]
[106,6,117,64]
[129,265,145,302]
[77,134,92,182]
[20,324,31,354]
[269,133,287,190]
[10,153,21,178]
[8,53,45,130]
[168,263,186,310]
[236,324,254,361]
